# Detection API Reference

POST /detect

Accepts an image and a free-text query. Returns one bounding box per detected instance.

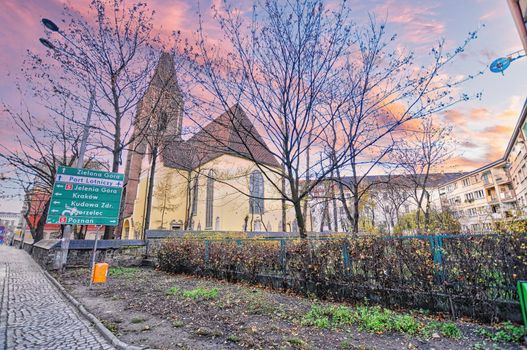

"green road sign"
[46,166,124,226]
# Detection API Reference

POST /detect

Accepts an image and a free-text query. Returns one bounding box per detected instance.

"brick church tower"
[121,52,184,224]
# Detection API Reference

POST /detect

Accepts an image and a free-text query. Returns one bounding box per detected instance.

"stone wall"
[32,239,61,270]
[27,239,146,270]
[63,245,146,268]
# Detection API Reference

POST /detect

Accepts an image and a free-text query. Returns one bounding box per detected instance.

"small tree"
[152,173,180,229]
[393,118,454,232]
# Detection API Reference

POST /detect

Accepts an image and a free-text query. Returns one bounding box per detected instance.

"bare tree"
[393,118,454,232]
[0,102,85,243]
[183,0,355,238]
[23,0,165,238]
[327,18,479,234]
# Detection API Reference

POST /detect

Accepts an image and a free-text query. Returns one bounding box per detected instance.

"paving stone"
[0,246,115,349]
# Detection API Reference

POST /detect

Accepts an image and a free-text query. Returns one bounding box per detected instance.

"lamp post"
[40,18,96,271]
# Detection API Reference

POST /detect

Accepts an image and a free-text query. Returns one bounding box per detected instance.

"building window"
[206,170,215,229]
[191,175,199,216]
[158,111,168,131]
[462,178,470,187]
[249,170,264,214]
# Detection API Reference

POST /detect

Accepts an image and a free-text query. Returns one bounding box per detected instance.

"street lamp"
[38,17,96,271]
[42,18,59,32]
[39,38,55,50]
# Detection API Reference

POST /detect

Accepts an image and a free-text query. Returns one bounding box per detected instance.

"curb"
[42,269,144,350]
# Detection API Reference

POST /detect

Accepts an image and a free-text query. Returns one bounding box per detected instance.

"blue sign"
[0,226,5,245]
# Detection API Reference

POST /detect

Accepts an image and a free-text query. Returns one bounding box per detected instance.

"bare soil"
[53,267,524,350]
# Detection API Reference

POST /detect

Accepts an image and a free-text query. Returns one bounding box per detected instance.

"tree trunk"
[330,171,338,232]
[352,189,360,235]
[143,145,158,238]
[424,192,431,233]
[335,166,354,232]
[281,164,287,232]
[293,199,307,238]
[184,175,192,230]
[104,80,123,240]
[33,199,50,243]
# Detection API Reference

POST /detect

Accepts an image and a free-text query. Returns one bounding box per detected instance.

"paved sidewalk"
[0,245,115,349]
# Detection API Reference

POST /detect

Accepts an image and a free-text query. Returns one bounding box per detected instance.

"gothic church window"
[206,170,215,229]
[249,170,264,214]
[191,175,199,216]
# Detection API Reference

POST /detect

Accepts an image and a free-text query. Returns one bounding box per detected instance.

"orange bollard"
[91,263,109,284]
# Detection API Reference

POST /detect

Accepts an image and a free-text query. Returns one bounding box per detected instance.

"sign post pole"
[89,225,101,289]
[58,91,94,272]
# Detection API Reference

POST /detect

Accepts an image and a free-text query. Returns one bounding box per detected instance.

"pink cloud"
[373,0,445,44]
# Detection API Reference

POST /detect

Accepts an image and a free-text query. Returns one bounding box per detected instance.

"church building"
[121,53,298,239]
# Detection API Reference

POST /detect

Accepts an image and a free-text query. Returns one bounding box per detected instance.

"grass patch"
[301,305,353,329]
[166,286,181,296]
[339,339,355,349]
[244,290,279,315]
[107,267,140,278]
[478,321,527,343]
[440,322,462,338]
[286,337,310,349]
[301,304,462,339]
[130,317,144,324]
[227,334,240,343]
[182,287,219,300]
[172,320,184,328]
[101,320,119,334]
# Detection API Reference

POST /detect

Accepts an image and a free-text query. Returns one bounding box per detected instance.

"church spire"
[150,51,179,90]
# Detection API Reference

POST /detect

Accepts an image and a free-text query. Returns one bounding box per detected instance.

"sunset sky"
[1,0,526,211]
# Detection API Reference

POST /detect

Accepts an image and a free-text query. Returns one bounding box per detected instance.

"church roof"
[162,104,280,170]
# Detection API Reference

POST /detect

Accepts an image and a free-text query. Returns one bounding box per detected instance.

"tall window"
[249,170,264,214]
[191,176,199,216]
[206,170,215,229]
[158,111,168,131]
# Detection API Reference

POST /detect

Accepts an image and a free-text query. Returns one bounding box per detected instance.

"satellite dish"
[490,50,526,75]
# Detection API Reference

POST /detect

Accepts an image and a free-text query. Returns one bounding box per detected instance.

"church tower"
[121,52,184,227]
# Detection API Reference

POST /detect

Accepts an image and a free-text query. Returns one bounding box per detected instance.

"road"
[0,245,114,349]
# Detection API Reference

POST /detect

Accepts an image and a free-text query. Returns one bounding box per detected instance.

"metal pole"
[59,90,95,272]
[89,225,101,289]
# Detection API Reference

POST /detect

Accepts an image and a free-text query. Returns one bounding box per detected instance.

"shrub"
[439,322,462,339]
[156,233,527,322]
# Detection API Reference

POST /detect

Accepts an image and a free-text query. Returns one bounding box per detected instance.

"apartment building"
[439,100,527,232]
[439,160,515,232]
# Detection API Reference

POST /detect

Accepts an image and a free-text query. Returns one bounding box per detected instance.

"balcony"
[483,179,495,188]
[500,191,516,202]
[491,213,502,220]
[487,195,499,204]
[494,174,512,185]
